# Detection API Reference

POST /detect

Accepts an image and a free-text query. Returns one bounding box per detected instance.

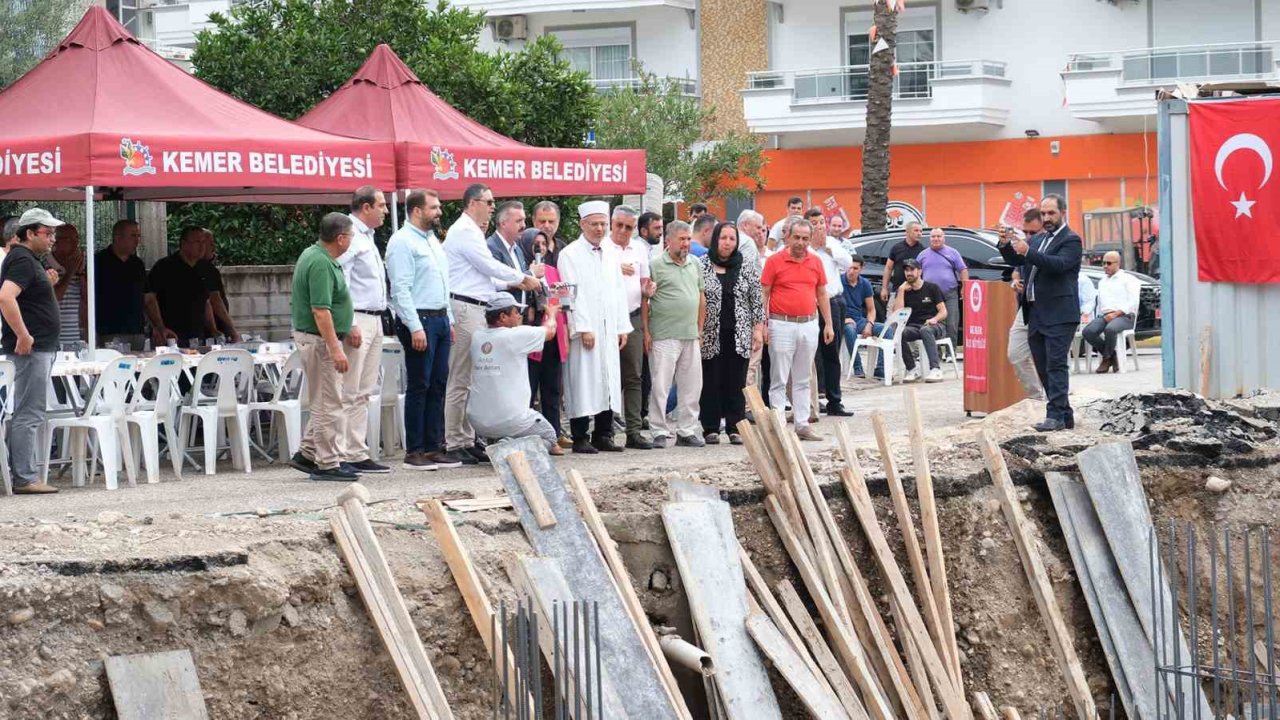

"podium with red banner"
[963,280,1025,415]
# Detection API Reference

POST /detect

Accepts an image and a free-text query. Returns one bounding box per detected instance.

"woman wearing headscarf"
[518,227,570,450]
[699,222,764,445]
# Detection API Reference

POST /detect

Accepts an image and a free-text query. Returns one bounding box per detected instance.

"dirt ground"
[4,351,1279,719]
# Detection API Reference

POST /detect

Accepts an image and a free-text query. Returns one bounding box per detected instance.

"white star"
[1231,191,1256,218]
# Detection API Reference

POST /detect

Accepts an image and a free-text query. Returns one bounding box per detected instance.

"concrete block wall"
[221,265,295,340]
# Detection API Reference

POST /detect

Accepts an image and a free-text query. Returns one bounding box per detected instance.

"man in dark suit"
[487,201,537,305]
[998,194,1082,432]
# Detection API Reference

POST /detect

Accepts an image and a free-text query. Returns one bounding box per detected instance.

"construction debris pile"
[1094,390,1277,456]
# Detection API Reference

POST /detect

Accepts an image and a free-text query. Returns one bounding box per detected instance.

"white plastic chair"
[91,349,122,361]
[124,354,186,483]
[848,308,912,386]
[40,357,138,490]
[367,342,406,461]
[1116,327,1140,373]
[0,359,14,495]
[177,350,254,475]
[1070,325,1094,374]
[916,335,962,380]
[250,350,305,463]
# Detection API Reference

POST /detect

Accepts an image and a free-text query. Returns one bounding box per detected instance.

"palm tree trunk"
[859,0,898,232]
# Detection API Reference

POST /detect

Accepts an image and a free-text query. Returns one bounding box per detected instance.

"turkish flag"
[1189,99,1280,283]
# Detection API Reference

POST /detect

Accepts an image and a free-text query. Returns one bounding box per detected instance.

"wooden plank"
[743,385,789,483]
[507,451,557,528]
[775,580,871,720]
[105,650,209,720]
[764,494,897,720]
[738,544,822,681]
[1045,475,1148,720]
[332,511,438,720]
[419,500,536,718]
[488,436,682,720]
[838,464,972,720]
[1075,442,1210,718]
[1199,325,1212,397]
[864,413,946,668]
[567,469,694,720]
[746,612,853,720]
[663,500,782,720]
[973,692,999,720]
[738,419,813,560]
[508,555,629,719]
[904,388,963,690]
[979,431,1095,720]
[892,597,941,720]
[1001,708,1023,720]
[791,428,925,718]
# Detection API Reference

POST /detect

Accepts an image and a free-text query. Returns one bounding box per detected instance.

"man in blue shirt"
[689,214,715,258]
[840,256,888,378]
[385,189,459,471]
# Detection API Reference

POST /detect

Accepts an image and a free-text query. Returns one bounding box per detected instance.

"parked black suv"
[842,227,1161,339]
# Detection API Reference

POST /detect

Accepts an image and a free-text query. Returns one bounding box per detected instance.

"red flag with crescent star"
[1189,98,1280,283]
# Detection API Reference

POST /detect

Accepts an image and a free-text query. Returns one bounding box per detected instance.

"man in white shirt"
[805,209,854,417]
[558,200,632,454]
[768,196,805,244]
[444,183,541,465]
[467,292,563,454]
[608,205,654,449]
[336,185,392,475]
[1083,250,1140,373]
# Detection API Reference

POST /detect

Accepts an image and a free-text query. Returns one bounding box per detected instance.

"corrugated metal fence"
[1160,98,1280,398]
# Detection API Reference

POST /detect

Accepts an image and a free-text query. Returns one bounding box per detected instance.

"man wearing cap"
[0,209,65,494]
[467,292,563,453]
[557,200,632,454]
[444,183,541,466]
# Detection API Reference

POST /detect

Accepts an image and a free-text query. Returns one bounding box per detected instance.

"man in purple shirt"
[916,228,968,344]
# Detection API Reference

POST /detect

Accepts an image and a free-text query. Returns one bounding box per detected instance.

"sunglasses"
[1103,261,1118,266]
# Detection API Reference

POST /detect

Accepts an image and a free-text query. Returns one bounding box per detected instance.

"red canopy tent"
[0,7,397,347]
[297,44,645,210]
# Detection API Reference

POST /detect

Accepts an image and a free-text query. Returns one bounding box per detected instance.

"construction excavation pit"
[3,388,1280,719]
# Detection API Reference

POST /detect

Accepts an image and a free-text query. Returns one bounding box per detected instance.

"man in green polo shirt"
[642,220,705,448]
[290,212,359,482]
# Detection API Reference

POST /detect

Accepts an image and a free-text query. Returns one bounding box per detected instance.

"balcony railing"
[1066,40,1279,84]
[745,60,1006,104]
[590,76,698,96]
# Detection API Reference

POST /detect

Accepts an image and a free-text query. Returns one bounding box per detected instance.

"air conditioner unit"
[494,15,528,41]
[956,0,990,12]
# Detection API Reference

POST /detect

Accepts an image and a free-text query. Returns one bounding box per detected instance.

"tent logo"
[430,146,458,181]
[119,138,156,176]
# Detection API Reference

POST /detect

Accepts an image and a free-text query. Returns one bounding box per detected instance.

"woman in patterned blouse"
[698,222,765,445]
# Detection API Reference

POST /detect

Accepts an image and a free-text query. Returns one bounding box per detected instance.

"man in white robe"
[557,200,632,453]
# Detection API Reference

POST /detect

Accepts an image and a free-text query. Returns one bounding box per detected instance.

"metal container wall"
[1159,98,1280,399]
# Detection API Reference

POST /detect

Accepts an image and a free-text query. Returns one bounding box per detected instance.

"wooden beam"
[737,419,806,536]
[973,692,999,720]
[788,428,926,718]
[979,431,1096,720]
[738,544,822,683]
[903,388,963,690]
[863,413,947,668]
[566,469,694,720]
[838,465,972,720]
[1001,707,1023,720]
[765,495,896,720]
[743,385,789,482]
[892,597,940,720]
[506,451,557,528]
[746,612,853,720]
[775,580,871,720]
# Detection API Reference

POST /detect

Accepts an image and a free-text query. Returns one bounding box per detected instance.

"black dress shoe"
[1064,415,1075,430]
[625,435,653,450]
[466,445,491,464]
[825,405,854,417]
[591,437,624,452]
[1034,418,1066,432]
[289,451,318,475]
[572,439,599,454]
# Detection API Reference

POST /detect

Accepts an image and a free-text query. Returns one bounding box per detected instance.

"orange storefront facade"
[753,133,1159,233]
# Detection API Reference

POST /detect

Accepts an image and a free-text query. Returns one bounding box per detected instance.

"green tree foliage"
[593,64,766,205]
[177,0,598,263]
[0,0,82,89]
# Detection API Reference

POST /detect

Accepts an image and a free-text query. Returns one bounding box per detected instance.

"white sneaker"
[925,368,944,383]
[903,369,921,383]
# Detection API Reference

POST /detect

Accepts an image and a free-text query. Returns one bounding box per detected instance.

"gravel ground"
[0,349,1164,523]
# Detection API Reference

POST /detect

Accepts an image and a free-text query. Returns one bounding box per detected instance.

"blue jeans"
[397,314,451,454]
[842,319,889,376]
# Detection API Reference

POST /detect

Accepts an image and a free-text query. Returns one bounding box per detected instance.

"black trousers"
[814,297,845,410]
[641,352,652,419]
[570,410,614,443]
[700,351,749,434]
[527,339,562,435]
[1027,315,1076,423]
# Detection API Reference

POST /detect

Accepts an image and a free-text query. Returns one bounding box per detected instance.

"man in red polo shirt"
[761,217,835,440]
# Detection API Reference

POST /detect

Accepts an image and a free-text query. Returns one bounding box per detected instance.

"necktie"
[1026,231,1053,303]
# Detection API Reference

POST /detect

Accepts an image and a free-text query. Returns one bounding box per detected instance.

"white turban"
[577,200,610,220]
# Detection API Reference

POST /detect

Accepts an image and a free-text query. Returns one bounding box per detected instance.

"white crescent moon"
[1215,133,1273,190]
